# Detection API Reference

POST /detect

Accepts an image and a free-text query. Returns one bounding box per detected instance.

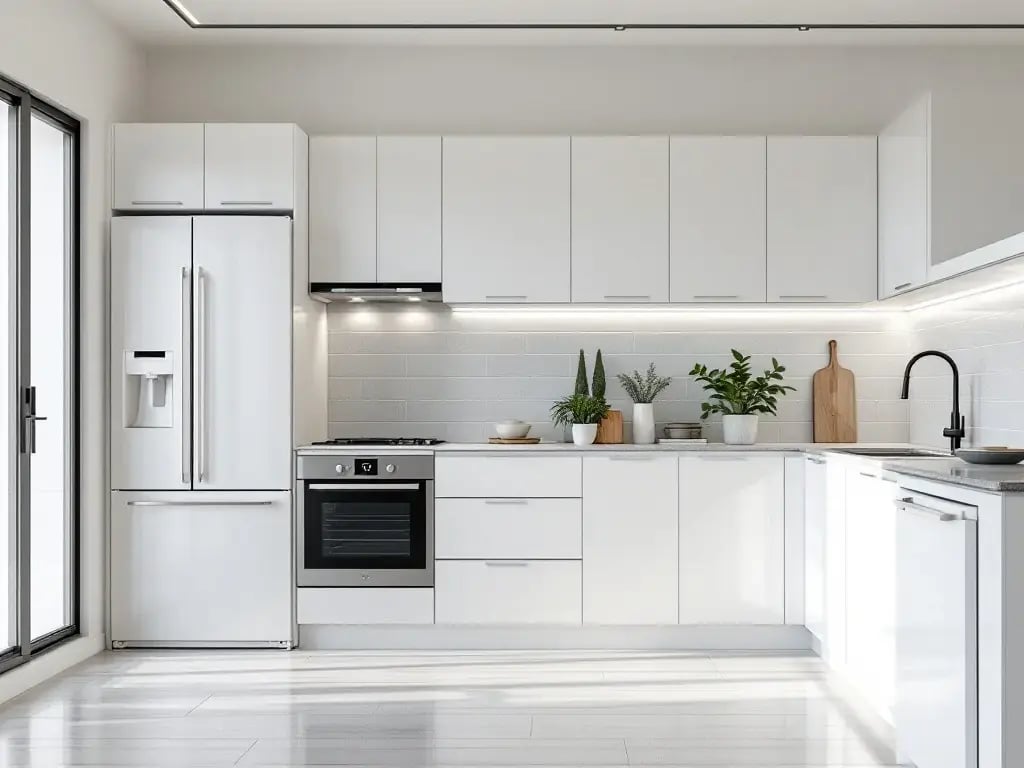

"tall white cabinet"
[570,137,669,303]
[442,137,571,303]
[767,136,878,303]
[670,136,767,303]
[582,455,679,625]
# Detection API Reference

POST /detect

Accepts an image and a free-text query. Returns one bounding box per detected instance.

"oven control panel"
[298,453,434,481]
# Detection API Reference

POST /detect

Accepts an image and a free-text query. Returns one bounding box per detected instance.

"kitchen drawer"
[434,561,582,625]
[436,498,582,559]
[435,455,581,498]
[297,588,434,625]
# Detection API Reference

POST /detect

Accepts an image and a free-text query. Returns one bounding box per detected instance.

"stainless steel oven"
[297,454,434,587]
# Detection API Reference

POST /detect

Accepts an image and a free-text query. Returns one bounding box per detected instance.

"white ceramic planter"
[632,403,656,445]
[572,423,598,446]
[723,414,759,445]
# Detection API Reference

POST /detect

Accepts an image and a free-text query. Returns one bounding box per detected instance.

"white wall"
[0,0,144,701]
[143,44,1024,134]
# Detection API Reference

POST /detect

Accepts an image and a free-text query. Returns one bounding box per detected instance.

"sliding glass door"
[0,75,79,674]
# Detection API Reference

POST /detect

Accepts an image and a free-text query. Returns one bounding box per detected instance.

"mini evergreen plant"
[592,350,606,400]
[574,349,589,396]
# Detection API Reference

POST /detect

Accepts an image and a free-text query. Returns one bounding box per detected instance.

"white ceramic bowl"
[495,420,531,439]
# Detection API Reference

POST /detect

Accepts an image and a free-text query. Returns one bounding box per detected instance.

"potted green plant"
[617,364,672,444]
[550,393,609,446]
[689,350,796,445]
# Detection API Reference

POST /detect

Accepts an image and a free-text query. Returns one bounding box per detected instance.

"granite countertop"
[883,459,1024,493]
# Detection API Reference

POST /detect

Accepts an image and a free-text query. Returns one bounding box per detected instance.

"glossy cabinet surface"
[204,123,295,210]
[113,124,205,210]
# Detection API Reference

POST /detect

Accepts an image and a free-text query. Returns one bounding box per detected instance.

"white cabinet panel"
[582,455,678,625]
[678,455,785,624]
[309,136,378,284]
[297,588,434,625]
[571,137,668,303]
[824,458,847,666]
[435,561,582,624]
[113,124,205,211]
[436,498,581,560]
[204,124,295,210]
[803,456,828,642]
[670,136,767,303]
[879,97,930,298]
[377,136,442,284]
[442,137,570,303]
[767,136,877,303]
[193,217,292,490]
[435,455,581,498]
[110,491,292,644]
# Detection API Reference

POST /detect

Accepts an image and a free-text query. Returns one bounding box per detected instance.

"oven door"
[297,480,434,587]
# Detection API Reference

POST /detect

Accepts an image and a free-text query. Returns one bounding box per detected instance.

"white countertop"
[297,441,910,456]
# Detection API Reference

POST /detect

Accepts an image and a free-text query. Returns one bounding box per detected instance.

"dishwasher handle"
[894,497,964,522]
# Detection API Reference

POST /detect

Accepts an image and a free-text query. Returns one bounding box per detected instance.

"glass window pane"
[29,112,72,641]
[1,99,13,654]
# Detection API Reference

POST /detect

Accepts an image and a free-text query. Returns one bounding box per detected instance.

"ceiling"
[88,0,1024,45]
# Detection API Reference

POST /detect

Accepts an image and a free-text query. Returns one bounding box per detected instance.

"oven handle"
[307,483,422,491]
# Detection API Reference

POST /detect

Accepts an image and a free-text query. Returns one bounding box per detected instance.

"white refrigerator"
[109,216,293,647]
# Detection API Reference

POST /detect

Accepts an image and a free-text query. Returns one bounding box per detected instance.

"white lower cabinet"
[582,455,678,625]
[434,561,582,625]
[297,588,434,625]
[804,455,828,642]
[436,498,581,560]
[823,458,848,666]
[678,455,785,624]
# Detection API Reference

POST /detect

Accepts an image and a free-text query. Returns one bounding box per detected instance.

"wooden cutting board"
[813,339,857,443]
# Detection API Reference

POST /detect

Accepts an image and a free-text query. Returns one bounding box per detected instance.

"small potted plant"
[617,363,672,445]
[689,350,796,445]
[592,350,622,444]
[550,393,609,446]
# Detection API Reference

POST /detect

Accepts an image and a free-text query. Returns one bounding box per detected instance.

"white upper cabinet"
[204,124,295,211]
[570,137,669,303]
[309,136,377,284]
[377,137,442,284]
[670,136,767,303]
[879,97,930,298]
[112,124,205,210]
[678,455,785,624]
[582,455,678,625]
[442,137,570,304]
[767,136,878,303]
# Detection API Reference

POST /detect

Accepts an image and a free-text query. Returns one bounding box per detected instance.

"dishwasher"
[894,488,978,768]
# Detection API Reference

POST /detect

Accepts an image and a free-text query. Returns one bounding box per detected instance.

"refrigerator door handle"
[197,266,207,484]
[181,266,192,485]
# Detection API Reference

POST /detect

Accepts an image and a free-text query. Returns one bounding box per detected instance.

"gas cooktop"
[312,438,446,447]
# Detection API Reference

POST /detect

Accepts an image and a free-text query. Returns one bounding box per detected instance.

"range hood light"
[310,283,443,303]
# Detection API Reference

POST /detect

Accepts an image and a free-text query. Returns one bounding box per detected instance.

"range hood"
[310,283,443,303]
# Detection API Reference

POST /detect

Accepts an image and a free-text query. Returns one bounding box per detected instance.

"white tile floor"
[0,650,898,766]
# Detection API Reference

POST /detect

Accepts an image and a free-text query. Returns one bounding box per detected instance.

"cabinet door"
[204,124,294,210]
[378,136,442,284]
[442,137,570,303]
[824,458,847,666]
[678,455,784,624]
[879,97,930,298]
[670,136,767,303]
[571,137,668,303]
[583,455,678,625]
[110,491,292,644]
[193,217,291,490]
[435,561,581,624]
[309,136,377,283]
[803,456,828,642]
[112,124,204,210]
[767,136,877,303]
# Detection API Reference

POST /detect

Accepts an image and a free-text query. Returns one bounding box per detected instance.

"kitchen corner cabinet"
[582,455,679,625]
[670,136,767,303]
[678,455,785,624]
[112,124,205,210]
[204,123,295,211]
[442,137,570,304]
[309,136,378,284]
[570,137,668,303]
[767,136,878,303]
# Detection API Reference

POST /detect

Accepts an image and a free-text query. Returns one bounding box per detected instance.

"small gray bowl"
[955,447,1024,465]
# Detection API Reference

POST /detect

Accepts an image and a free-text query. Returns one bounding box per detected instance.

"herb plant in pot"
[550,393,609,446]
[689,350,796,445]
[617,364,672,445]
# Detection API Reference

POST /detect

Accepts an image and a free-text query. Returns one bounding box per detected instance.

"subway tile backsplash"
[326,305,913,444]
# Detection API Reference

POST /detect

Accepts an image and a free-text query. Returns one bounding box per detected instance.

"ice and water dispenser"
[123,350,174,428]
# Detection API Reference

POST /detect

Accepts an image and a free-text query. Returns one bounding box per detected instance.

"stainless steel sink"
[832,447,950,459]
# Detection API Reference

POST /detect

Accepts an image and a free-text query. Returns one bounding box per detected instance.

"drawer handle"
[893,282,913,291]
[806,457,826,465]
[484,561,529,567]
[485,295,528,301]
[609,456,654,462]
[484,499,529,505]
[778,294,828,300]
[131,200,183,206]
[692,294,739,300]
[859,471,878,479]
[604,294,651,301]
[220,200,274,206]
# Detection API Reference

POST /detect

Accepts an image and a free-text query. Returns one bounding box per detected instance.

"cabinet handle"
[692,294,740,300]
[219,200,274,206]
[609,455,655,461]
[859,471,878,479]
[777,295,828,300]
[484,561,529,567]
[485,295,528,301]
[484,499,529,505]
[604,295,651,301]
[131,200,183,206]
[197,267,208,483]
[893,497,962,522]
[893,282,913,291]
[180,266,192,485]
[806,456,826,465]
[127,501,274,508]
[309,483,421,491]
